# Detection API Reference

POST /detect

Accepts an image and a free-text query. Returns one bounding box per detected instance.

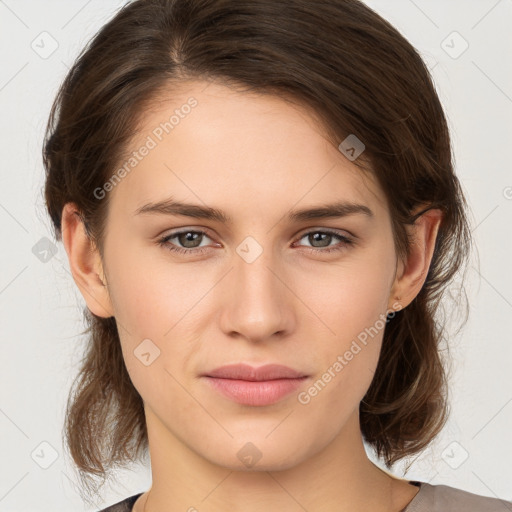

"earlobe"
[61,203,114,318]
[388,208,443,310]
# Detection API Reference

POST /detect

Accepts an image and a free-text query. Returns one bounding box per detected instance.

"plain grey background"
[0,0,511,510]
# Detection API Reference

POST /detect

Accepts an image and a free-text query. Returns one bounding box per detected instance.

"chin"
[201,437,309,472]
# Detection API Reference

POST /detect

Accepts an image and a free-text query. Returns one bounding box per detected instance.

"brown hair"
[43,0,472,499]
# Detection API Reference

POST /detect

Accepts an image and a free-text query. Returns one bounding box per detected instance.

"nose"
[218,240,296,343]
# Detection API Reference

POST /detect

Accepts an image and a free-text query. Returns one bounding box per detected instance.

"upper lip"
[203,363,308,381]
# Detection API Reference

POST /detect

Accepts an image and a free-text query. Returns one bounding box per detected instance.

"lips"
[203,363,307,381]
[201,363,309,406]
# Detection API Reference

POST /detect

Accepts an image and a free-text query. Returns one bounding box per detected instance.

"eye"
[293,229,354,254]
[157,228,355,256]
[157,229,214,256]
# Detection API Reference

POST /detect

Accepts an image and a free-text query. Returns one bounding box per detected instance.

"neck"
[136,407,417,512]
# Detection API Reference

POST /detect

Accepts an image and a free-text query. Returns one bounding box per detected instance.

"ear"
[388,208,443,311]
[61,202,114,318]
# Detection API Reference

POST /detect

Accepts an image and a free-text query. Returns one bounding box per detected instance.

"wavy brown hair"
[42,0,472,500]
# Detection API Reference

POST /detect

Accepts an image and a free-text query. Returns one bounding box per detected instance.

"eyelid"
[295,226,355,241]
[159,227,214,240]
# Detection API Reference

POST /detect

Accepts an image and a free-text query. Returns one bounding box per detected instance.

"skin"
[61,80,442,512]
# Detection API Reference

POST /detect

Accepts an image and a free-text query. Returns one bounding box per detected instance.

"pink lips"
[202,364,309,406]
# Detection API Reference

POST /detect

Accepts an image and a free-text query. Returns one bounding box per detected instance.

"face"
[98,79,401,471]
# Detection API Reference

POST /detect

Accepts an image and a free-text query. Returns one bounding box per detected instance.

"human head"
[43,0,471,497]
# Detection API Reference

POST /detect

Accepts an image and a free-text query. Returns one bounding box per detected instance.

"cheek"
[295,244,395,344]
[105,235,206,337]
[292,242,395,400]
[295,269,390,432]
[106,258,200,409]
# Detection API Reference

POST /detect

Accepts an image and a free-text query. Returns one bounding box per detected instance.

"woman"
[42,0,511,510]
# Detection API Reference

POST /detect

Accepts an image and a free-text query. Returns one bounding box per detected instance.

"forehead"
[107,80,387,221]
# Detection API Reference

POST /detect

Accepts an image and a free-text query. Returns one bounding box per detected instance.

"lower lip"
[203,377,308,406]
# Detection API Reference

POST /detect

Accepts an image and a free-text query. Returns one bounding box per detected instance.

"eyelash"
[157,228,354,256]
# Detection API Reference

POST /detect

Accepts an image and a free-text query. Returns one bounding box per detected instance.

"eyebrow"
[133,197,374,223]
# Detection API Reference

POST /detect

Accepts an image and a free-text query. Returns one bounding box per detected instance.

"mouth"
[201,363,309,406]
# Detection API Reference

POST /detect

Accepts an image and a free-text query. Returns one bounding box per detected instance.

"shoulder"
[97,493,143,512]
[406,481,512,512]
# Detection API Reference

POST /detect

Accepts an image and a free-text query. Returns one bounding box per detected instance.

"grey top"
[99,481,512,511]
[401,481,512,511]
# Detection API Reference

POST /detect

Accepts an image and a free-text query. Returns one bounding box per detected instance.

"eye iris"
[178,231,202,248]
[309,232,331,248]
